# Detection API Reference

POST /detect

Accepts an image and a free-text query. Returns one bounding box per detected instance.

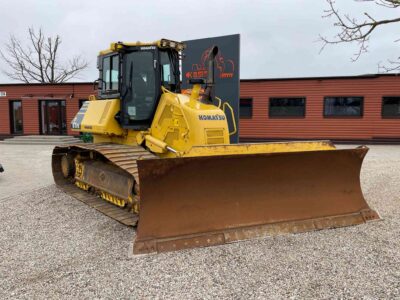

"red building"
[1,73,400,142]
[0,83,93,138]
[240,74,400,142]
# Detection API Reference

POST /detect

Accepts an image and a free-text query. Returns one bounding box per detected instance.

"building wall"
[0,83,95,137]
[0,99,9,135]
[1,75,400,142]
[22,98,39,135]
[240,75,400,141]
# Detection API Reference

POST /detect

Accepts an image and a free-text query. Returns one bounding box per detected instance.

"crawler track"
[52,143,157,226]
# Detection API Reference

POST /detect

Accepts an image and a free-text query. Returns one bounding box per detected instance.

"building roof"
[0,73,399,86]
[240,73,400,82]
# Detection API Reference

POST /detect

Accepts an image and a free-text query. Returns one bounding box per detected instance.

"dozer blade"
[133,146,380,254]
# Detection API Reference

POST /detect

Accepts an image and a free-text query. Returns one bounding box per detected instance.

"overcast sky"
[0,0,398,83]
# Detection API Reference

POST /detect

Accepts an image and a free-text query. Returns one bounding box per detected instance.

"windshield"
[123,51,156,121]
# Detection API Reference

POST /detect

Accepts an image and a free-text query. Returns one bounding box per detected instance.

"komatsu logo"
[140,46,156,50]
[198,114,226,121]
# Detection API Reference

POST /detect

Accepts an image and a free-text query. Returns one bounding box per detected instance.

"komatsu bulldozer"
[52,39,380,254]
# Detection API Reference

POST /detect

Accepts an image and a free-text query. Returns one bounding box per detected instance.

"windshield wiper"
[123,60,133,98]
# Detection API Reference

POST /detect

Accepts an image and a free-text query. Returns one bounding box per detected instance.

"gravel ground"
[0,144,53,200]
[0,145,399,299]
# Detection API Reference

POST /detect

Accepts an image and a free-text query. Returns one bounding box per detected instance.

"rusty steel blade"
[134,146,380,254]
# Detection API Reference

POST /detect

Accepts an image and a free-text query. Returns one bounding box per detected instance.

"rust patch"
[134,209,380,254]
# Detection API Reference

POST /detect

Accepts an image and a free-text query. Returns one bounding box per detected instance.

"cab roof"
[99,39,186,55]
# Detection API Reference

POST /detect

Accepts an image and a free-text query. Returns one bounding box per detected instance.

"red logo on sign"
[185,47,235,80]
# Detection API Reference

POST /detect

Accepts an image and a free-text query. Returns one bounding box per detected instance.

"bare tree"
[319,0,400,71]
[0,27,88,83]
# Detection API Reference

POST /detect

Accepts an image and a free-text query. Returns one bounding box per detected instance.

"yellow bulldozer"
[52,39,379,254]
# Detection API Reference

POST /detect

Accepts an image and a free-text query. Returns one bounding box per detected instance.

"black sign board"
[182,34,240,143]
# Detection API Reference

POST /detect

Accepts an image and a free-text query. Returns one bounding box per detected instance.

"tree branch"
[319,0,400,71]
[0,27,88,83]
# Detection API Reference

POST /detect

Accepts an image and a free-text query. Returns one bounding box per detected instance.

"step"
[10,135,80,140]
[5,137,81,143]
[0,140,83,145]
[2,135,83,145]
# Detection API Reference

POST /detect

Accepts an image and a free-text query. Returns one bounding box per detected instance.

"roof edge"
[0,82,93,87]
[0,73,399,86]
[240,73,400,82]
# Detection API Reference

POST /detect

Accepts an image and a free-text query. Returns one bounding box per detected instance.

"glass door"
[39,100,67,135]
[9,100,23,134]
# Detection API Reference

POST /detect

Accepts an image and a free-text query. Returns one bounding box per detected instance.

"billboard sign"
[182,34,240,143]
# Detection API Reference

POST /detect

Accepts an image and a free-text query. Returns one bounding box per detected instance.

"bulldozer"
[52,39,380,254]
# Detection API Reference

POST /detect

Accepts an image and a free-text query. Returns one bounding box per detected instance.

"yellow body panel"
[92,130,140,145]
[183,141,336,157]
[72,87,234,157]
[148,89,230,157]
[75,99,124,136]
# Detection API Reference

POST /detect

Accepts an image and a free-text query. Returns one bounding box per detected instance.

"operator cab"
[97,39,184,130]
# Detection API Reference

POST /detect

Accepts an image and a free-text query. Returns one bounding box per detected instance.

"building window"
[324,97,363,117]
[240,98,253,118]
[382,97,400,118]
[9,100,23,134]
[269,97,305,117]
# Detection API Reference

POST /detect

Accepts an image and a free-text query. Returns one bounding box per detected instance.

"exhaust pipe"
[206,46,218,85]
[204,46,218,102]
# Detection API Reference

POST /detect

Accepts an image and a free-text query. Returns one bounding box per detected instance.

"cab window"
[160,51,175,87]
[102,55,119,92]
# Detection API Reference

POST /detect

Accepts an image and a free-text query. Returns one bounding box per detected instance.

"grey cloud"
[0,0,398,83]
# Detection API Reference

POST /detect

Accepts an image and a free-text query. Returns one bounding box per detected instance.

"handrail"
[214,97,222,109]
[215,97,237,136]
[161,86,181,104]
